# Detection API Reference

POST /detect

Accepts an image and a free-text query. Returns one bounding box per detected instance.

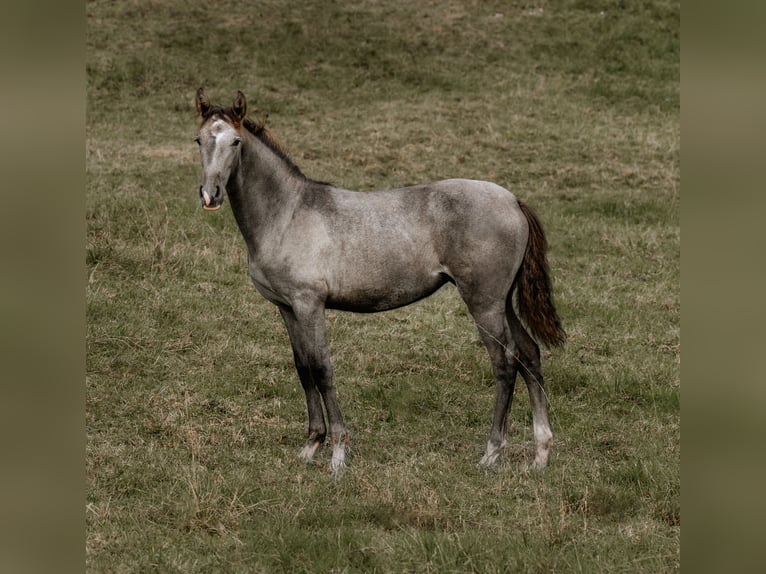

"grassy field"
[86,0,679,571]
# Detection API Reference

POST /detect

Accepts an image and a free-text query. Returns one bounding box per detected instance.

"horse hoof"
[330,443,347,477]
[298,440,322,462]
[330,461,347,480]
[532,455,549,471]
[479,451,500,467]
[479,439,506,467]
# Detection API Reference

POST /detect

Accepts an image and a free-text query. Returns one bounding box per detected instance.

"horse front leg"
[280,302,349,477]
[294,360,327,462]
[280,307,327,462]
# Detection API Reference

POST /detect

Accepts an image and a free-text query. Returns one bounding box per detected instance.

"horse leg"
[467,304,519,467]
[507,304,553,469]
[281,300,349,476]
[279,306,326,461]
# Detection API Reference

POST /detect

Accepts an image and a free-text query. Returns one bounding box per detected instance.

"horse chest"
[247,256,290,306]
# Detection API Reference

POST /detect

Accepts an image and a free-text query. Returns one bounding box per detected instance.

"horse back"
[262,179,526,311]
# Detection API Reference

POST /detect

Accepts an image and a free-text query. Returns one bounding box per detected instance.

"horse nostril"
[214,185,222,200]
[199,186,204,198]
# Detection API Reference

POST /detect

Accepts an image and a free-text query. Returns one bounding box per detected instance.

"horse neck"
[227,132,305,250]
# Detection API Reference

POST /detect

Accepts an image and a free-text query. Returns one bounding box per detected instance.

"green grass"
[86,0,679,571]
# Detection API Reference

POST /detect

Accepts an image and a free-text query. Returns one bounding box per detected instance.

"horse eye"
[193,136,201,145]
[232,137,241,147]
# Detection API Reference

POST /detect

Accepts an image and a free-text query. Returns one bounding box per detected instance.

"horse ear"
[232,91,247,121]
[196,87,211,117]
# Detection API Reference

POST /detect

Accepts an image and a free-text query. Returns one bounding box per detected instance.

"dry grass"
[87,0,679,571]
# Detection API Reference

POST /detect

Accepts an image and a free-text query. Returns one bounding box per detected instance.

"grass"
[86,0,679,571]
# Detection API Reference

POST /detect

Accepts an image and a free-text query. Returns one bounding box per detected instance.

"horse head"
[194,88,247,211]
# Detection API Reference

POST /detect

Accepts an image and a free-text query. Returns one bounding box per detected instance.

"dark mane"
[201,105,326,184]
[242,117,310,181]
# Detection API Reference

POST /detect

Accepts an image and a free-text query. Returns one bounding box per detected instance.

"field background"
[86,0,680,572]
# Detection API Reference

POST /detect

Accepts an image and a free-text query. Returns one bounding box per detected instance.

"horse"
[193,88,565,476]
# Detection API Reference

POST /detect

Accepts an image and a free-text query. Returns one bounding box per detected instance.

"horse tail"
[513,199,567,348]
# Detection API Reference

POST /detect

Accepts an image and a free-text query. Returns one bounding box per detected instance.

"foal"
[194,89,565,475]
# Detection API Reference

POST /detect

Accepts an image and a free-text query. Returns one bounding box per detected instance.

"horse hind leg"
[468,304,520,467]
[507,304,553,469]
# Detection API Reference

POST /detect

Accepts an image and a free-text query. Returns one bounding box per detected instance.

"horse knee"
[311,361,334,391]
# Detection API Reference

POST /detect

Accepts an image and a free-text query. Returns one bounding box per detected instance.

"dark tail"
[514,200,566,348]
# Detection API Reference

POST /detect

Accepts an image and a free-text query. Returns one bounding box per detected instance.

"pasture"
[86,0,680,572]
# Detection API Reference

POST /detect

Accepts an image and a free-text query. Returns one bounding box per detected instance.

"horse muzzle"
[200,185,224,211]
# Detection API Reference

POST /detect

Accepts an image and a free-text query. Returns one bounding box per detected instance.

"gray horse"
[194,89,565,476]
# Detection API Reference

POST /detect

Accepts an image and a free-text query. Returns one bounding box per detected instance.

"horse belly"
[326,266,449,313]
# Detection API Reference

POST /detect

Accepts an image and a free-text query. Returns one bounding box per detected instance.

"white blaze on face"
[199,118,241,210]
[210,118,237,144]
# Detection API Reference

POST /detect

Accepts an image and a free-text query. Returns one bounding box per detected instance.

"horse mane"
[242,118,311,180]
[201,104,319,183]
